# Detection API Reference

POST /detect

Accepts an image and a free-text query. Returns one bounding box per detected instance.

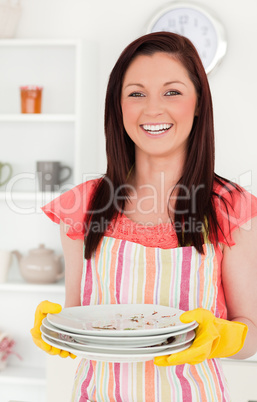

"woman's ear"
[195,105,199,116]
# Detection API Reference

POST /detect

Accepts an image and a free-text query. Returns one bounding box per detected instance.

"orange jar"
[20,86,43,113]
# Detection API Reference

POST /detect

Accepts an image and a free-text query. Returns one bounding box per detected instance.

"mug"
[0,162,12,187]
[0,250,12,283]
[36,161,72,191]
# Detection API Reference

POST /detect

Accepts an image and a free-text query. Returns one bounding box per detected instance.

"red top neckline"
[41,179,257,249]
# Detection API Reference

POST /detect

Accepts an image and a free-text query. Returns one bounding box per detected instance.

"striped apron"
[71,236,230,402]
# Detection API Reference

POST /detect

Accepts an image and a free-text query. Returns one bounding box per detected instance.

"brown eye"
[129,92,144,97]
[165,91,180,96]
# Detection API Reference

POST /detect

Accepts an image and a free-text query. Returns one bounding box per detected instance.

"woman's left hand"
[31,300,76,359]
[154,308,248,366]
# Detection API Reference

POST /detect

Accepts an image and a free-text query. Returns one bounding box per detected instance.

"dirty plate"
[47,304,195,337]
[42,333,193,363]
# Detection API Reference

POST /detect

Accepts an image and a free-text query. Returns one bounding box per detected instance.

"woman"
[31,32,257,401]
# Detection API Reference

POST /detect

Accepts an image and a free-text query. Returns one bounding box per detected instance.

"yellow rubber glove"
[154,308,248,366]
[30,300,76,359]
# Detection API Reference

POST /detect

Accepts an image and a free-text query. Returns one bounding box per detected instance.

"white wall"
[16,0,257,194]
[11,0,257,400]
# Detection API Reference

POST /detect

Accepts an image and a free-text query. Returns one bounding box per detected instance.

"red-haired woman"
[31,32,257,401]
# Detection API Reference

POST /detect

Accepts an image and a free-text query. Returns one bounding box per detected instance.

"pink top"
[42,179,257,248]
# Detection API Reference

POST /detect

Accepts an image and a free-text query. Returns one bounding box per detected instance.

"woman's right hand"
[30,300,76,359]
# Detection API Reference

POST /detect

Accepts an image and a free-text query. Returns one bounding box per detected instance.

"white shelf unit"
[0,39,85,402]
[0,113,76,122]
[0,38,85,193]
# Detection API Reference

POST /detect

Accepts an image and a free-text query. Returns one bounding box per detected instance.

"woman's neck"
[128,152,184,191]
[125,154,185,223]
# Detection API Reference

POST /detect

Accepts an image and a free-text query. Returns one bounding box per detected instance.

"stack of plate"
[41,304,198,362]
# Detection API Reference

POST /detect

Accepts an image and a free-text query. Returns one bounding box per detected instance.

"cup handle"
[59,165,72,184]
[0,163,12,186]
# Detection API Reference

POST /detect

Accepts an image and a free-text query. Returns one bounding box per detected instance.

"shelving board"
[0,364,46,385]
[0,191,61,201]
[0,280,65,293]
[0,113,76,122]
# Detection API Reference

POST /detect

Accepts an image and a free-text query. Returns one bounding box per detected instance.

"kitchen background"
[0,0,256,401]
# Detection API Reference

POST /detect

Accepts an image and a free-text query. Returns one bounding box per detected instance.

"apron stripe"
[115,240,125,304]
[159,366,172,402]
[174,248,182,308]
[189,364,207,400]
[121,241,133,304]
[72,360,88,401]
[166,364,178,401]
[80,361,94,401]
[109,237,119,304]
[95,241,103,304]
[199,360,216,400]
[156,366,161,402]
[103,238,111,305]
[175,365,192,402]
[155,248,161,305]
[179,247,192,311]
[206,359,222,401]
[114,362,122,402]
[169,249,177,308]
[107,362,115,401]
[198,251,206,308]
[184,364,199,401]
[82,259,93,305]
[135,362,143,401]
[202,245,212,311]
[145,361,155,402]
[212,358,227,401]
[145,246,156,304]
[159,249,172,307]
[136,246,145,303]
[120,363,129,400]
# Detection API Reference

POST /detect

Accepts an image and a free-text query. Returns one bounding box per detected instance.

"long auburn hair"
[84,32,236,259]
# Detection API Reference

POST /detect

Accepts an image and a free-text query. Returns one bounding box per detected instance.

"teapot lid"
[30,244,53,254]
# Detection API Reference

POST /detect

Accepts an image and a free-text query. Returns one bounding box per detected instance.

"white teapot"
[13,244,64,284]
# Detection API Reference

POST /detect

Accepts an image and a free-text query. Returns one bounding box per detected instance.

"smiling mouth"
[141,123,173,135]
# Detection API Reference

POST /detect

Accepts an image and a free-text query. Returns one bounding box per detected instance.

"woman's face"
[121,52,198,160]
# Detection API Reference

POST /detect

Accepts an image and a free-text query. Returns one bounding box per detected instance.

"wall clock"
[145,2,227,74]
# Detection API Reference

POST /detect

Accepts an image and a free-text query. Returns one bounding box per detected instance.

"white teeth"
[142,123,173,134]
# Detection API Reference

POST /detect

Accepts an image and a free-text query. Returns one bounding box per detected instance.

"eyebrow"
[124,80,187,89]
[164,81,187,87]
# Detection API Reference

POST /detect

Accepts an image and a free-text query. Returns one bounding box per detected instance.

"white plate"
[42,334,193,363]
[41,324,195,353]
[43,317,198,347]
[47,304,195,336]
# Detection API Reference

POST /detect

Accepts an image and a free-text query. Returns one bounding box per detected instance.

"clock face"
[146,3,227,74]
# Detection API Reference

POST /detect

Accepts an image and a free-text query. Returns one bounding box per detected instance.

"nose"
[144,95,164,117]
